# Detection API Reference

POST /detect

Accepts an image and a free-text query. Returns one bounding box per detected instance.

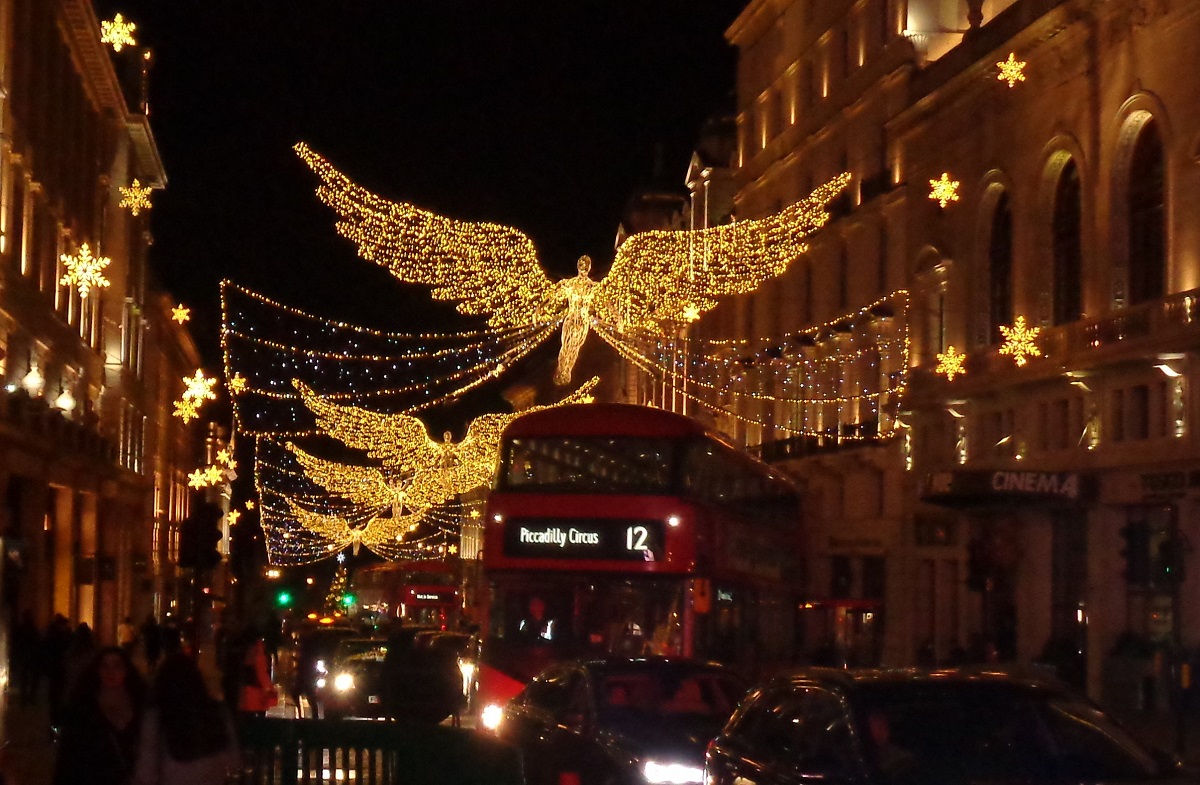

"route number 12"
[626,525,650,552]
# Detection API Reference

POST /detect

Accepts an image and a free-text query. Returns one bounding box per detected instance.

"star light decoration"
[998,316,1042,366]
[935,346,967,381]
[227,509,242,526]
[996,52,1027,88]
[171,305,191,324]
[100,13,137,51]
[172,370,218,423]
[59,243,111,299]
[928,173,961,208]
[227,374,248,395]
[295,142,849,384]
[119,180,153,216]
[187,444,239,489]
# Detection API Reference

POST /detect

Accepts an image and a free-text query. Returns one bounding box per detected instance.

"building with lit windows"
[0,0,201,640]
[723,0,1200,703]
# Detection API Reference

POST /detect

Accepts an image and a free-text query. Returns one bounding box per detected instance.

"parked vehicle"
[315,637,390,719]
[382,627,466,725]
[494,657,745,785]
[706,667,1181,785]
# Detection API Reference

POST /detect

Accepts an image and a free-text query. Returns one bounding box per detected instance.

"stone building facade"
[0,0,201,643]
[722,0,1200,702]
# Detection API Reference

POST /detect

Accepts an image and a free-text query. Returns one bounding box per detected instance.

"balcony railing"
[0,390,117,464]
[752,423,891,463]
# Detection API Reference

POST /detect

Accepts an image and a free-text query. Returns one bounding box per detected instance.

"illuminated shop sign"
[504,518,664,562]
[923,470,1094,505]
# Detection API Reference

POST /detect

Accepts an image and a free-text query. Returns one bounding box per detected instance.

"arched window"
[1128,121,1165,305]
[988,192,1014,340]
[1052,160,1083,324]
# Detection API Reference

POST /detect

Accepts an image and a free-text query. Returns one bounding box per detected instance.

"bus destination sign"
[504,518,665,562]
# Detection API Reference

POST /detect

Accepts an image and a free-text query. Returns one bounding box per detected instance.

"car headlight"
[458,659,476,680]
[643,760,704,785]
[315,677,326,689]
[333,672,355,692]
[480,703,504,732]
[315,659,327,674]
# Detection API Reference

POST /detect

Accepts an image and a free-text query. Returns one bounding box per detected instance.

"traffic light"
[178,501,224,570]
[340,593,356,608]
[276,590,293,608]
[1156,535,1188,585]
[1120,523,1151,586]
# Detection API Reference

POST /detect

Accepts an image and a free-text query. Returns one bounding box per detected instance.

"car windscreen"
[594,666,744,723]
[334,639,389,663]
[851,681,1162,784]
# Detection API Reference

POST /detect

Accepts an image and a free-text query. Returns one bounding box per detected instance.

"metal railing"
[235,717,522,785]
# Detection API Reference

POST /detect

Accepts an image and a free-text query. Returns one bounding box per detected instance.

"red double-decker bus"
[353,559,460,628]
[476,403,802,718]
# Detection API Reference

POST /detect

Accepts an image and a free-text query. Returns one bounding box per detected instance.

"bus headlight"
[643,761,704,784]
[480,703,504,732]
[333,672,355,692]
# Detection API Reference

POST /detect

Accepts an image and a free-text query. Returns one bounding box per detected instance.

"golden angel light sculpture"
[274,377,599,559]
[295,143,850,384]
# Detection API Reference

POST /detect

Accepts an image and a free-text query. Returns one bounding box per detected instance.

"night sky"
[100,1,744,366]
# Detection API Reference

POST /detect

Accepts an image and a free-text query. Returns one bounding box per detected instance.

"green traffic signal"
[341,593,356,607]
[277,591,293,607]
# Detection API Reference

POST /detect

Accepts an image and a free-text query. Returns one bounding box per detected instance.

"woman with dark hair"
[52,646,147,785]
[132,653,240,785]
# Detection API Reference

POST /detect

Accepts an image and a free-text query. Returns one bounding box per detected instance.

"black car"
[315,637,390,719]
[707,667,1183,785]
[286,624,359,709]
[496,658,746,785]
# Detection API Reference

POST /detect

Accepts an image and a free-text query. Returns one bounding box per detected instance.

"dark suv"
[707,668,1182,785]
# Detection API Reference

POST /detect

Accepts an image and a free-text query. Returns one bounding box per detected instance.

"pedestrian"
[139,614,162,671]
[63,623,96,696]
[131,653,240,785]
[51,646,147,785]
[11,609,41,704]
[237,626,277,717]
[117,616,137,656]
[44,613,72,733]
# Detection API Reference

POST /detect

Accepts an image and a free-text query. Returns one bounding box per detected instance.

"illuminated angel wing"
[287,501,424,553]
[595,173,852,330]
[294,380,443,472]
[287,501,357,544]
[295,143,558,328]
[285,443,398,509]
[448,375,600,484]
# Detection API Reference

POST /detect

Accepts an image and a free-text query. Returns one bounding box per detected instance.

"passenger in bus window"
[517,597,553,643]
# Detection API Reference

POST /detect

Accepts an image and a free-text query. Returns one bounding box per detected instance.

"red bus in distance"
[352,559,460,629]
[477,403,802,714]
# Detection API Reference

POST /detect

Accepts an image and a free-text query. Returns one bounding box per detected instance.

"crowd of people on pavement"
[0,610,286,785]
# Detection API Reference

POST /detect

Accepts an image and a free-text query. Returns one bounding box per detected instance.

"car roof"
[770,666,1066,692]
[565,656,740,675]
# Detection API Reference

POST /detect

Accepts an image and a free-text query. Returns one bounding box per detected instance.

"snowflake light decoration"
[227,374,248,395]
[59,243,111,299]
[182,370,218,402]
[187,469,209,489]
[928,173,961,208]
[996,52,1027,88]
[119,179,153,216]
[100,13,137,52]
[998,316,1042,366]
[681,304,702,322]
[171,305,191,324]
[216,449,233,465]
[935,346,967,381]
[173,399,200,423]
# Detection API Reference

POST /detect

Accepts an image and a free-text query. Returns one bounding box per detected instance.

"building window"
[1128,121,1165,305]
[988,192,1014,342]
[1052,160,1083,324]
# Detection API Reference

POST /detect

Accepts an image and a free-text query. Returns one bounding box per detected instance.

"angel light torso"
[553,255,599,384]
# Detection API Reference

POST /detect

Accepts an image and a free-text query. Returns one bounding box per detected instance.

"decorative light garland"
[935,346,967,380]
[119,180,153,215]
[295,142,850,383]
[998,316,1042,366]
[996,53,1027,87]
[928,173,961,208]
[100,13,137,51]
[59,243,111,299]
